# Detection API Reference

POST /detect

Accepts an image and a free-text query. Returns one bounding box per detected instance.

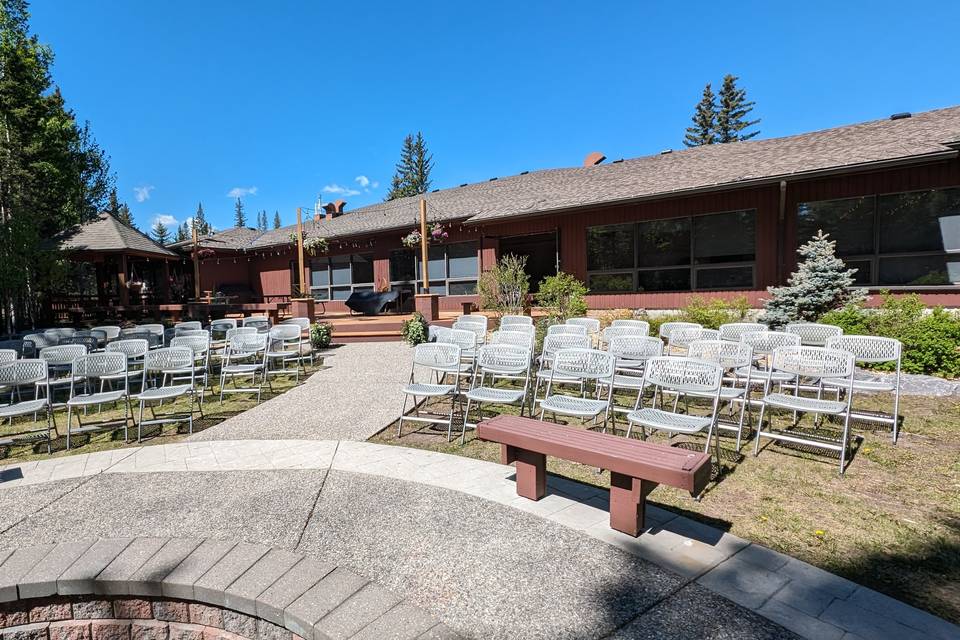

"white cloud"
[323,183,361,196]
[153,214,177,227]
[354,175,379,193]
[133,185,154,202]
[227,186,258,198]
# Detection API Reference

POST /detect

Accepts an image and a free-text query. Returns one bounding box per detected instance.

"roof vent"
[431,189,440,192]
[612,158,624,164]
[890,112,912,120]
[520,171,529,175]
[583,151,606,167]
[459,183,468,187]
[489,177,498,181]
[660,149,672,155]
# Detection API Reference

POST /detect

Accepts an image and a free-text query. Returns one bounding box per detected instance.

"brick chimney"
[334,199,347,215]
[319,200,347,219]
[583,151,606,167]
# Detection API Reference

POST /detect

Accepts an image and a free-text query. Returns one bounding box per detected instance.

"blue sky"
[30,0,960,232]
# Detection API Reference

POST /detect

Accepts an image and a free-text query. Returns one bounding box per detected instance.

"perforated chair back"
[739,330,801,356]
[72,352,127,379]
[170,336,210,355]
[658,321,701,340]
[281,317,311,331]
[541,333,591,359]
[499,315,533,328]
[826,335,902,364]
[226,327,258,341]
[770,346,854,380]
[176,329,209,339]
[0,349,17,365]
[0,340,35,358]
[269,325,302,341]
[455,315,488,330]
[551,348,616,381]
[106,339,150,359]
[23,333,53,349]
[602,325,649,347]
[229,332,268,356]
[242,316,271,331]
[452,320,486,344]
[92,326,122,341]
[0,359,46,386]
[607,336,663,365]
[210,319,238,334]
[546,323,588,337]
[611,319,650,333]
[688,340,753,370]
[174,321,203,333]
[444,328,478,354]
[44,328,75,343]
[785,323,843,347]
[718,322,766,342]
[412,342,461,371]
[137,324,166,338]
[490,330,535,351]
[476,344,531,376]
[668,328,720,352]
[39,344,86,367]
[643,356,724,395]
[60,336,98,352]
[144,347,195,373]
[566,317,600,334]
[428,325,451,343]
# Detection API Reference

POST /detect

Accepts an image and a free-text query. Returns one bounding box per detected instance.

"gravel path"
[189,341,411,442]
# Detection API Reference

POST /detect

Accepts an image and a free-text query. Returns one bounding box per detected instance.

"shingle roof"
[229,105,960,251]
[55,213,177,258]
[168,226,265,251]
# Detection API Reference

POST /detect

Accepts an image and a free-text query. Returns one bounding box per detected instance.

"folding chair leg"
[396,394,408,438]
[137,400,145,443]
[754,403,768,456]
[462,398,474,445]
[445,393,456,442]
[66,406,73,450]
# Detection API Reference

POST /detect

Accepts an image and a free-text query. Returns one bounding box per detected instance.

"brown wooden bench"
[477,415,712,536]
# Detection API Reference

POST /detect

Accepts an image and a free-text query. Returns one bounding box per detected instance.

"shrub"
[682,295,750,329]
[535,272,588,321]
[819,292,960,378]
[597,308,635,329]
[401,312,429,346]
[309,322,333,349]
[477,254,530,317]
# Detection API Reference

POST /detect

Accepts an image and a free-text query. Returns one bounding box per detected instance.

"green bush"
[682,295,750,329]
[535,272,588,321]
[309,322,333,349]
[477,254,530,317]
[401,312,429,346]
[820,293,960,378]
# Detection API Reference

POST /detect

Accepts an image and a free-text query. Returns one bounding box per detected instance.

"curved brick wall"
[0,539,455,640]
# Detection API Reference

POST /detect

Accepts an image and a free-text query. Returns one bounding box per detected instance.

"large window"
[586,210,756,292]
[389,241,479,295]
[797,187,960,286]
[310,253,374,300]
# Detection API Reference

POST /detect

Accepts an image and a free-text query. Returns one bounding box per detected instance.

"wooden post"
[119,254,130,306]
[161,260,171,304]
[192,224,201,299]
[414,197,439,321]
[296,207,305,298]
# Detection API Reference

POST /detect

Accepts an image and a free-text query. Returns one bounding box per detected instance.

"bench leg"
[502,444,546,501]
[609,472,657,537]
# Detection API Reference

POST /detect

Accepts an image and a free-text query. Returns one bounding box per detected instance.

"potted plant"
[401,222,448,248]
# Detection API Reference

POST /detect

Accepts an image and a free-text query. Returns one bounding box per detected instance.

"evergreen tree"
[273,210,281,229]
[107,188,120,217]
[193,201,209,236]
[716,74,760,143]
[116,203,134,228]
[151,219,169,245]
[233,197,246,227]
[762,230,866,328]
[385,131,433,200]
[175,221,188,243]
[684,83,717,147]
[256,209,267,231]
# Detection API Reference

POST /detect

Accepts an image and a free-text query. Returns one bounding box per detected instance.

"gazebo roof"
[54,212,177,259]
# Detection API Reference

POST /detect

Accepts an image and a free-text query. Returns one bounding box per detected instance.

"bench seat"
[477,415,711,536]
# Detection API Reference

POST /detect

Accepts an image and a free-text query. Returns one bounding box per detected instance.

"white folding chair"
[219,332,269,403]
[135,347,201,441]
[566,317,601,344]
[397,342,462,441]
[687,340,754,449]
[36,345,87,408]
[718,322,766,343]
[452,319,487,350]
[546,323,588,337]
[611,319,650,333]
[266,325,304,383]
[0,360,52,453]
[539,348,616,429]
[667,327,720,356]
[499,315,533,329]
[598,335,663,423]
[785,323,843,347]
[601,325,649,349]
[169,334,211,403]
[824,335,902,443]
[490,330,535,351]
[462,344,532,443]
[281,317,314,366]
[92,326,122,343]
[65,352,131,449]
[754,346,856,474]
[242,316,271,332]
[438,328,478,390]
[658,321,701,341]
[529,333,591,412]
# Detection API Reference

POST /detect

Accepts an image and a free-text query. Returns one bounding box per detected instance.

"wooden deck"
[320,310,462,342]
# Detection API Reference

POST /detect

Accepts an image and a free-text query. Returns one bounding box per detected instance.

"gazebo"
[53,212,181,308]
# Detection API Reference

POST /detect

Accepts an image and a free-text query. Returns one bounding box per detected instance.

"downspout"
[777,180,787,285]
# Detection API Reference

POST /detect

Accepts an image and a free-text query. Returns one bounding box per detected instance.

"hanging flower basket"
[401,223,448,248]
[401,230,422,248]
[289,231,329,256]
[192,248,216,260]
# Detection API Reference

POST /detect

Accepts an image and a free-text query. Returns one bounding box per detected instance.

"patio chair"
[718,322,766,342]
[735,331,801,391]
[219,332,269,403]
[462,343,532,443]
[490,329,535,351]
[104,338,151,394]
[439,328,479,390]
[241,316,271,332]
[566,316,601,338]
[64,352,132,450]
[529,333,591,412]
[597,335,663,422]
[0,339,36,358]
[538,348,616,430]
[60,336,98,353]
[626,356,725,465]
[121,328,161,349]
[91,326,122,343]
[785,322,843,347]
[428,325,451,343]
[453,318,487,348]
[824,335,903,443]
[499,315,533,329]
[0,349,17,365]
[43,328,75,344]
[658,321,701,341]
[666,327,720,356]
[281,317,314,365]
[601,325,649,349]
[687,340,754,449]
[282,317,311,332]
[23,333,54,350]
[546,323,588,337]
[174,321,203,333]
[136,324,166,346]
[75,329,108,350]
[265,325,304,383]
[396,342,462,441]
[169,335,212,402]
[611,319,650,334]
[0,360,53,453]
[753,346,856,474]
[36,344,87,408]
[134,347,201,441]
[209,318,238,361]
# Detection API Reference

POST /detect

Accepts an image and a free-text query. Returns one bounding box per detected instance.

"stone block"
[697,555,790,610]
[48,621,92,640]
[255,559,334,628]
[112,600,152,621]
[350,604,437,640]
[0,610,29,629]
[756,598,844,640]
[313,583,400,640]
[150,603,188,624]
[19,542,95,600]
[97,539,169,596]
[845,587,960,640]
[166,625,203,640]
[733,543,791,572]
[1,622,49,640]
[223,550,301,617]
[0,546,56,602]
[254,620,287,640]
[130,541,203,599]
[58,540,133,596]
[819,599,919,640]
[186,605,220,630]
[130,621,167,640]
[192,545,269,609]
[219,612,255,639]
[71,602,113,620]
[771,580,836,617]
[416,625,459,640]
[161,542,236,602]
[28,603,71,623]
[90,621,130,640]
[778,558,857,599]
[283,569,365,640]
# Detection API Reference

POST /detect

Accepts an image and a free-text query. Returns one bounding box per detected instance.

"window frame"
[309,252,375,301]
[586,209,758,294]
[388,241,480,296]
[796,185,960,289]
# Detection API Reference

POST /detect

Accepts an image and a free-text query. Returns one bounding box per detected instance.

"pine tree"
[117,203,134,227]
[175,222,188,243]
[385,132,434,200]
[233,197,246,227]
[151,220,169,245]
[273,210,281,229]
[107,188,120,217]
[684,83,718,147]
[194,201,209,235]
[716,74,760,143]
[256,209,267,231]
[761,230,866,328]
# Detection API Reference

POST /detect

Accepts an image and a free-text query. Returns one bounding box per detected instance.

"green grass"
[371,387,960,625]
[0,363,326,463]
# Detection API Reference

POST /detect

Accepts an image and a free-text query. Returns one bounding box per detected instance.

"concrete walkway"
[1,441,956,640]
